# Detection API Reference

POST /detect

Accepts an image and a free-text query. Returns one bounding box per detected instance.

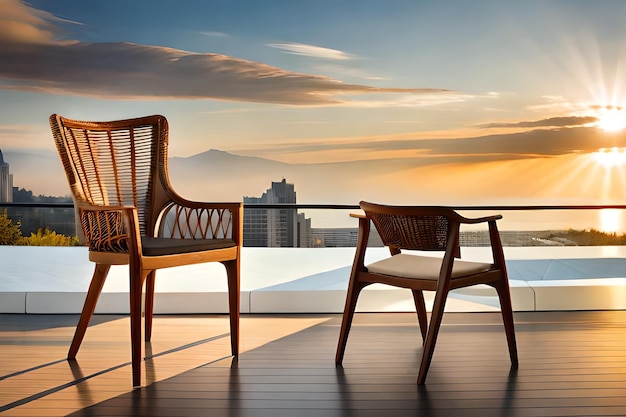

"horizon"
[3,147,624,233]
[2,1,626,231]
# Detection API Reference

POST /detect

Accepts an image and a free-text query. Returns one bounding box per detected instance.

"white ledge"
[1,246,626,314]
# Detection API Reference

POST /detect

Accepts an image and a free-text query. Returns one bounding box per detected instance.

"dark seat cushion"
[141,237,236,256]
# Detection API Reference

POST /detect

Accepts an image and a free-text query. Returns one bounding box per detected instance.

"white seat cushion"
[366,253,492,280]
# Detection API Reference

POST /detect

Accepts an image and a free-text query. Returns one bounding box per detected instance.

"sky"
[2,0,626,230]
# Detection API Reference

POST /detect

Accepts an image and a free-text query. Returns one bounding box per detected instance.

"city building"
[243,179,306,247]
[0,149,13,203]
[307,227,384,247]
[243,179,384,248]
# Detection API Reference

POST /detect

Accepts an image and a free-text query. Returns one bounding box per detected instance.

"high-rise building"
[243,179,385,248]
[0,149,13,203]
[242,195,268,247]
[244,179,306,247]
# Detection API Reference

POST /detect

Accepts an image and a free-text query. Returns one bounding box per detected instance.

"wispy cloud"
[197,31,229,38]
[311,63,392,83]
[266,42,355,60]
[0,1,445,105]
[0,41,444,104]
[477,116,597,129]
[238,126,626,163]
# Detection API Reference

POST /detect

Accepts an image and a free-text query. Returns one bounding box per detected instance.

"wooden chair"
[335,201,518,384]
[49,114,242,386]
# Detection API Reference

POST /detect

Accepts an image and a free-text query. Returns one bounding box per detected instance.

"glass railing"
[2,202,626,247]
[0,202,75,238]
[3,202,626,314]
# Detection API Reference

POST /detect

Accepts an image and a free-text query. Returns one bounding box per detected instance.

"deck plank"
[0,311,625,416]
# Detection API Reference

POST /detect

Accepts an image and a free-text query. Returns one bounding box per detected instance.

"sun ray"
[592,147,626,167]
[595,107,626,132]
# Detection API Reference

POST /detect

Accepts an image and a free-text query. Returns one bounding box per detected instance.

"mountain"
[168,149,294,201]
[169,149,291,185]
[167,149,431,204]
[6,147,394,202]
[2,146,483,204]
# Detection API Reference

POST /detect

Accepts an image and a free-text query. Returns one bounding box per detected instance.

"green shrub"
[18,228,80,246]
[0,209,22,245]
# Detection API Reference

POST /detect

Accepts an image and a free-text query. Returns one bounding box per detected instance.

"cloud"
[0,0,80,46]
[396,127,624,157]
[266,42,355,60]
[0,1,445,105]
[243,126,626,163]
[198,31,229,38]
[477,116,597,129]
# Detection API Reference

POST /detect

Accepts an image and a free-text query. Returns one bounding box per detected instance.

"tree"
[0,209,23,245]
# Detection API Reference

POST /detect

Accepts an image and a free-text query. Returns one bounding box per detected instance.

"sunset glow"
[600,209,622,234]
[592,147,626,167]
[3,1,626,232]
[595,107,626,133]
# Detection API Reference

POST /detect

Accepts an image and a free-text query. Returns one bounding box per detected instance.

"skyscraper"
[243,179,301,247]
[0,149,13,203]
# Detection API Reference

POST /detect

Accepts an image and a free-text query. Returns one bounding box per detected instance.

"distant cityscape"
[1,148,625,247]
[242,178,383,248]
[240,178,607,248]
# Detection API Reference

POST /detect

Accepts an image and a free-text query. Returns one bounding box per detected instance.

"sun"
[599,209,622,234]
[595,106,626,132]
[592,147,626,167]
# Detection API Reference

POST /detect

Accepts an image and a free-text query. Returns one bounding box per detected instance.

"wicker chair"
[49,114,242,386]
[335,201,518,384]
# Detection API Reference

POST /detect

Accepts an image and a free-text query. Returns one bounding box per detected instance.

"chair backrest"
[49,114,171,237]
[360,201,462,252]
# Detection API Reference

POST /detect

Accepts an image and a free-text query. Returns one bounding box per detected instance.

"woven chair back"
[368,212,449,250]
[50,115,167,236]
[361,202,461,251]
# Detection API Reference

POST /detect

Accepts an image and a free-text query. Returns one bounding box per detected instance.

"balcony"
[3,203,626,315]
[2,204,626,416]
[3,244,626,315]
[2,311,626,416]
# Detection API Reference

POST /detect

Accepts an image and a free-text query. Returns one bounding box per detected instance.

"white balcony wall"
[2,246,626,314]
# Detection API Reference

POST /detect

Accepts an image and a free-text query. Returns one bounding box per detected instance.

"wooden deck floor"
[1,311,626,416]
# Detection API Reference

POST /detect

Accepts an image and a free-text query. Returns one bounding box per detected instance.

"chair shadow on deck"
[65,313,525,417]
[6,311,626,416]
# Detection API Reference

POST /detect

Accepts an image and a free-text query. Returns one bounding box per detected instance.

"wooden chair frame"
[335,201,518,384]
[50,114,242,386]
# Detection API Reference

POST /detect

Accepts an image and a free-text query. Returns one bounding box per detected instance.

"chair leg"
[130,268,149,387]
[417,289,449,385]
[494,279,518,367]
[144,270,156,342]
[335,280,367,365]
[411,289,428,342]
[68,263,111,359]
[223,259,240,357]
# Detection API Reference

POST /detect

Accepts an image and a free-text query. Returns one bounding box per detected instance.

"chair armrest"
[157,197,243,242]
[457,214,503,224]
[456,213,506,266]
[350,211,366,219]
[78,205,139,253]
[457,214,506,258]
